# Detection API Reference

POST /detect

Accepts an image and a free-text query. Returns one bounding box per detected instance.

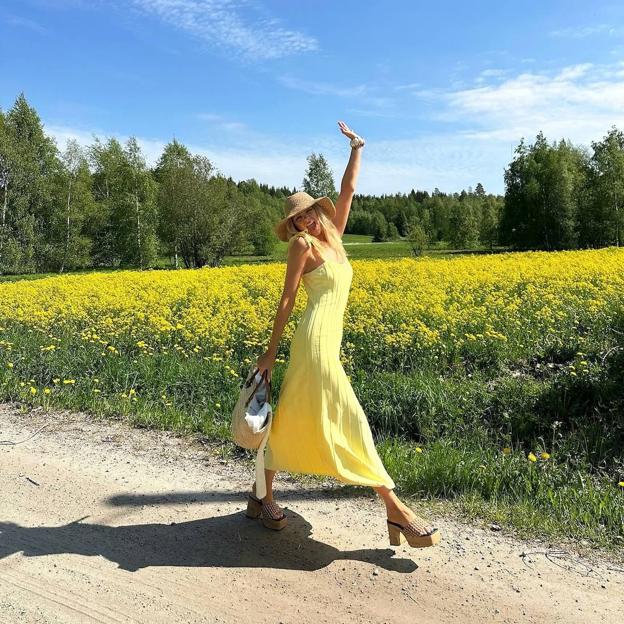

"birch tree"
[121,137,158,269]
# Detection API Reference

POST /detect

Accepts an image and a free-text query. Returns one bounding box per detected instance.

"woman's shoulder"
[288,231,315,248]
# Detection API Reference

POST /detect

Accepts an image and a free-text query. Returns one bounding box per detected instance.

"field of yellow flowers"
[0,246,623,547]
[1,246,622,367]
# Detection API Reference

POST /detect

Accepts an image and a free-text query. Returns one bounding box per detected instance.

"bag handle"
[243,367,272,408]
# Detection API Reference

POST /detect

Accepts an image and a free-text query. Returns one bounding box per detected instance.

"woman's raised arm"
[333,121,364,236]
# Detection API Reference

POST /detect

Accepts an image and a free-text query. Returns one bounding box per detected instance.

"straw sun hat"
[274,191,336,242]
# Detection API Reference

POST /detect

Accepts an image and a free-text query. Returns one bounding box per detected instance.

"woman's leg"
[373,485,409,518]
[373,485,434,533]
[263,469,277,502]
[252,468,277,503]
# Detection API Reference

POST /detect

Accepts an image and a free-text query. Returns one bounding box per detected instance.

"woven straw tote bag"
[230,366,273,498]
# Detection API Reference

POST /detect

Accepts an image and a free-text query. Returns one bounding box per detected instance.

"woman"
[247,121,441,548]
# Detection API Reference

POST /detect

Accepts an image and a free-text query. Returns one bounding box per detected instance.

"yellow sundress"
[264,231,396,490]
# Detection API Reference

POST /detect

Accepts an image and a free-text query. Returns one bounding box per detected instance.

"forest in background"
[0,93,623,275]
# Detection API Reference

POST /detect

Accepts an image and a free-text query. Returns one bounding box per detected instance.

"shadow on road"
[0,496,419,574]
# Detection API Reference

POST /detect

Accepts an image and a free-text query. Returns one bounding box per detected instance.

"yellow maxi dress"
[264,231,396,489]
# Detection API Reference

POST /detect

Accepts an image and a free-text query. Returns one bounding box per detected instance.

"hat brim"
[275,196,336,242]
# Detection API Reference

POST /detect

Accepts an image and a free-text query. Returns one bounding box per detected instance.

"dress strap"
[289,231,320,251]
[288,231,329,261]
[289,230,312,247]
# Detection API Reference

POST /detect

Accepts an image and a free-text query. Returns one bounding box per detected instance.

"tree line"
[298,152,504,251]
[0,94,295,273]
[502,130,624,250]
[0,93,621,275]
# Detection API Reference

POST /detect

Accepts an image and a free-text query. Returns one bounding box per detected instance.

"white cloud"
[5,14,47,34]
[279,75,395,116]
[44,121,504,196]
[196,112,246,131]
[344,107,406,119]
[45,124,168,164]
[475,68,509,84]
[45,122,309,187]
[277,76,368,98]
[394,82,422,92]
[556,63,594,81]
[443,62,624,144]
[44,125,99,150]
[550,24,622,38]
[131,0,318,60]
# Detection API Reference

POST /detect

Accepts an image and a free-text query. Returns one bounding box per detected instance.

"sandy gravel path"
[0,403,622,624]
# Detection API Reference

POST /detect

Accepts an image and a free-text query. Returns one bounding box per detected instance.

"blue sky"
[3,0,624,195]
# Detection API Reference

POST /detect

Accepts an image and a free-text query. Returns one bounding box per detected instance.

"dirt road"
[1,403,622,623]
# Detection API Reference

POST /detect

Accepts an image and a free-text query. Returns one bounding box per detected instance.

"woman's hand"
[337,120,358,141]
[255,350,276,383]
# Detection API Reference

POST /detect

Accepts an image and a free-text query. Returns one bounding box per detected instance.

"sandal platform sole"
[246,494,287,530]
[387,520,441,548]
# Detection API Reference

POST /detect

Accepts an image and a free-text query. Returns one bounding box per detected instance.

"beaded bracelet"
[350,135,365,149]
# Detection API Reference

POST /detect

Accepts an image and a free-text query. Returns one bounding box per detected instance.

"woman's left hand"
[337,120,358,141]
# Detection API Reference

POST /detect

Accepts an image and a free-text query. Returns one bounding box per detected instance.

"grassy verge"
[1,329,622,553]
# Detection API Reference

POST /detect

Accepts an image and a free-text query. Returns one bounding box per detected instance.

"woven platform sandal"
[246,493,288,531]
[387,513,441,548]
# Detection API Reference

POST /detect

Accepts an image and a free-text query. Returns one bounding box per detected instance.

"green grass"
[1,326,622,554]
[1,236,510,281]
[226,235,509,267]
[377,436,623,549]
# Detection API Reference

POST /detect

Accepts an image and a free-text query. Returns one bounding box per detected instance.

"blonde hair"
[286,203,347,262]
